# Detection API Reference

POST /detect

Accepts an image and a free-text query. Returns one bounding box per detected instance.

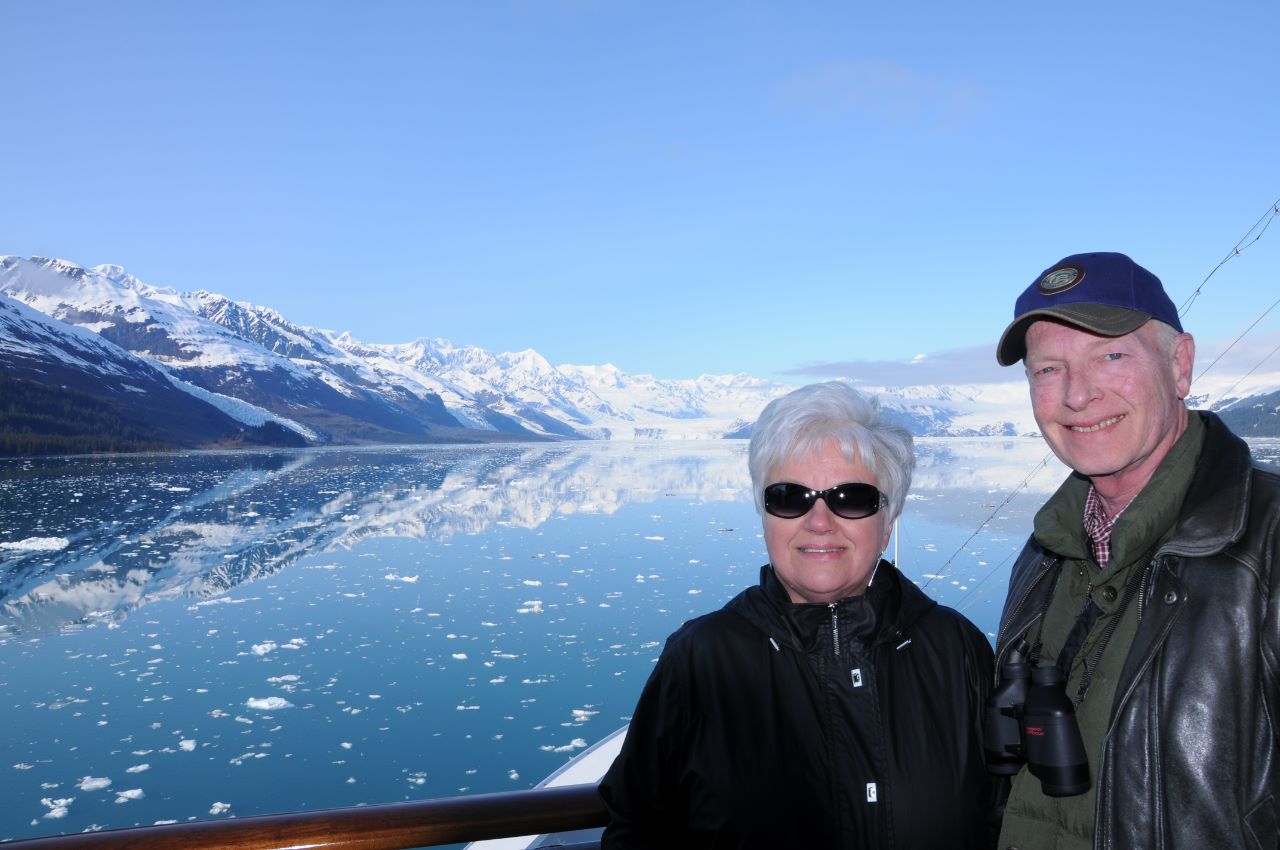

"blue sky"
[3,1,1278,384]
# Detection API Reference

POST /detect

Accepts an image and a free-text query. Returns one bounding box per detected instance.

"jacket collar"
[1161,411,1252,558]
[729,563,937,653]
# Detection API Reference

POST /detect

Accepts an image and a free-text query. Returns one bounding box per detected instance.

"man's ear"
[1173,333,1195,400]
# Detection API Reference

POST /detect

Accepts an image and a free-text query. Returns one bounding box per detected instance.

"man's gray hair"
[748,381,915,523]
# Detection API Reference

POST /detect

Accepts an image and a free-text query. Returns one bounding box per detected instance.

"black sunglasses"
[762,482,887,520]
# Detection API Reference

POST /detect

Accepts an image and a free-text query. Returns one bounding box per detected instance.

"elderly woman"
[599,381,996,849]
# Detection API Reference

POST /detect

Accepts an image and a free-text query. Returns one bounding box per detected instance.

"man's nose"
[1063,367,1101,411]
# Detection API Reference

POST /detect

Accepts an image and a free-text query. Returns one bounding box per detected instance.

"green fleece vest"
[997,412,1204,850]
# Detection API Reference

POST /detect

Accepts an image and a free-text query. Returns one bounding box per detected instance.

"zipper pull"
[829,602,840,657]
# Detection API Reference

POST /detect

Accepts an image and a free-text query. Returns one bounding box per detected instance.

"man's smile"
[1068,414,1125,434]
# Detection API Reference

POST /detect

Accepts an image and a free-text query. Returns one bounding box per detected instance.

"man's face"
[1024,319,1195,501]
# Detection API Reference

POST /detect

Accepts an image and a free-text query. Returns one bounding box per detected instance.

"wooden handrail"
[1,783,608,850]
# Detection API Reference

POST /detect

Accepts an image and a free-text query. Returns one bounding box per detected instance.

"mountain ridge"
[4,254,1280,450]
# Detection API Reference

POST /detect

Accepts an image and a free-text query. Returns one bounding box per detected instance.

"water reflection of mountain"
[6,438,1276,635]
[0,443,752,633]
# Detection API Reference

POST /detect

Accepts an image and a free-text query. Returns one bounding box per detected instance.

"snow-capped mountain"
[4,254,1280,447]
[0,288,304,450]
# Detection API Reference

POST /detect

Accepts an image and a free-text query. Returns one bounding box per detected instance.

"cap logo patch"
[1038,264,1085,295]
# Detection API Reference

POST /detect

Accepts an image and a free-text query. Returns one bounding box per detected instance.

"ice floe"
[41,797,73,819]
[245,697,293,711]
[1,536,70,552]
[540,738,588,753]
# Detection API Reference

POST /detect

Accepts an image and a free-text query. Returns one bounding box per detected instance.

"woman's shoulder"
[898,579,992,659]
[662,587,770,653]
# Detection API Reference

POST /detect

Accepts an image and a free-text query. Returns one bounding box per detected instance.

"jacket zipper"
[1136,556,1156,622]
[829,602,840,657]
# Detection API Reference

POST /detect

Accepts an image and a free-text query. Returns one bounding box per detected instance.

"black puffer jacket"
[600,562,996,849]
[994,412,1280,848]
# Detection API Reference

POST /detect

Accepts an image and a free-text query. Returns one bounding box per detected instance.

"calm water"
[4,438,1274,841]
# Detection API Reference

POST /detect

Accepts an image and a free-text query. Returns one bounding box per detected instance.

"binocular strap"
[1055,558,1151,706]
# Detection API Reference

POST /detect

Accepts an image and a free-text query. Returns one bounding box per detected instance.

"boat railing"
[0,783,607,850]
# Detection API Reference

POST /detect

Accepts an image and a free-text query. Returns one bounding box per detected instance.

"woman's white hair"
[747,381,915,524]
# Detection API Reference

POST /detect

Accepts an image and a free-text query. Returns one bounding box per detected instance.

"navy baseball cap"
[996,251,1183,366]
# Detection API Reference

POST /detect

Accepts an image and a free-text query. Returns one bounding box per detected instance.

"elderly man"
[991,251,1280,849]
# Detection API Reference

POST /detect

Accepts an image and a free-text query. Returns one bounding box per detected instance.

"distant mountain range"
[3,254,1279,453]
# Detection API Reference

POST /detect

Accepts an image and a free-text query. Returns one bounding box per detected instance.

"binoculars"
[983,642,1090,797]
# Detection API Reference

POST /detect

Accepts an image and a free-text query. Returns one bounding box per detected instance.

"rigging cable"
[921,196,1280,599]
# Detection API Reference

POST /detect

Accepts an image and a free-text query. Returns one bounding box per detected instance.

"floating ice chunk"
[920,573,945,580]
[126,764,150,773]
[571,709,598,721]
[688,589,702,595]
[522,580,542,587]
[267,675,300,684]
[209,802,231,815]
[643,536,664,541]
[14,762,34,770]
[41,797,74,819]
[251,642,277,656]
[384,573,419,583]
[508,770,520,780]
[516,600,544,614]
[1,537,70,552]
[340,742,352,750]
[246,697,293,711]
[77,777,111,792]
[179,740,196,752]
[451,653,468,660]
[540,738,588,753]
[115,789,144,803]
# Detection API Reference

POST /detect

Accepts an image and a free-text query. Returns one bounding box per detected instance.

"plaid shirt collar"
[1082,486,1129,568]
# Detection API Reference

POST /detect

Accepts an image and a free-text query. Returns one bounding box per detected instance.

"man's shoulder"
[1251,456,1280,487]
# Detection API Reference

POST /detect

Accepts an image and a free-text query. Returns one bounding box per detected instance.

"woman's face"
[763,438,893,604]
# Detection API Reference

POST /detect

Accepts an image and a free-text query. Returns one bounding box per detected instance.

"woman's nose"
[803,497,836,531]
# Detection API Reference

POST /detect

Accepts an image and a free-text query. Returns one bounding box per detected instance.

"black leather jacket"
[995,412,1280,849]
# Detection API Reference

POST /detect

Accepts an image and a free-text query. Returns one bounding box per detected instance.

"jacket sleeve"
[598,634,695,849]
[966,626,1006,850]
